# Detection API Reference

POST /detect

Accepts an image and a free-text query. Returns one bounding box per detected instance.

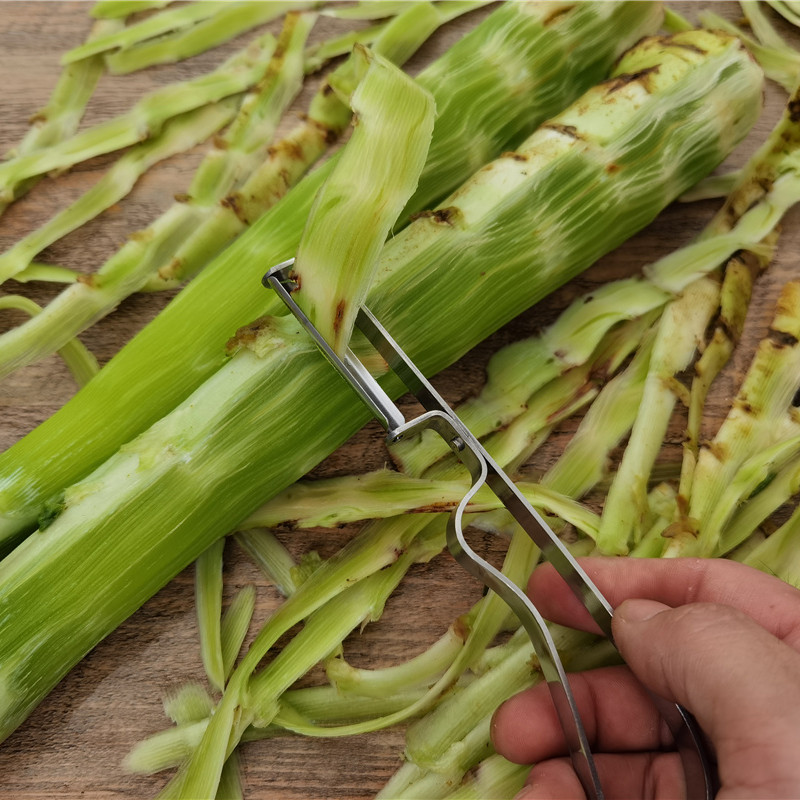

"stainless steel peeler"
[264,258,716,800]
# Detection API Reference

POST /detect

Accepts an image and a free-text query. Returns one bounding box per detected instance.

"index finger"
[531,557,800,647]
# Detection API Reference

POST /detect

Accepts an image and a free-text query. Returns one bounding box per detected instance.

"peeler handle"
[264,260,716,800]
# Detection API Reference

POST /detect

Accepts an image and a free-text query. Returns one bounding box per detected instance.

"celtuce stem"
[0,1,665,543]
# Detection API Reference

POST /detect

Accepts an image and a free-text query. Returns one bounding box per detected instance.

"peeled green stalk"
[0,100,239,283]
[0,1,665,543]
[0,33,277,204]
[105,2,317,74]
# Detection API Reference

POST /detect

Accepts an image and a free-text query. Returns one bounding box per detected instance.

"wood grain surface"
[0,2,798,798]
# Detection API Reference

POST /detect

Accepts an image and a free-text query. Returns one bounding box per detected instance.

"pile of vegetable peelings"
[1,1,800,797]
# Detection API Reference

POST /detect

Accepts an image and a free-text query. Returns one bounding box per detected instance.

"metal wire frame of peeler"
[264,258,716,800]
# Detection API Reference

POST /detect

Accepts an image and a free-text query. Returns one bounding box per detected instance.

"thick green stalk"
[0,101,238,283]
[0,31,761,744]
[105,2,316,74]
[0,33,277,202]
[63,1,230,63]
[290,45,435,354]
[0,1,664,542]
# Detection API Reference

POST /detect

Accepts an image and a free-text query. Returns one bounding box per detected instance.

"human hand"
[490,558,800,799]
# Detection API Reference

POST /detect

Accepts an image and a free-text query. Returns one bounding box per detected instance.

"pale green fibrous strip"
[303,22,386,73]
[767,0,800,28]
[105,2,317,74]
[195,539,225,692]
[241,469,599,537]
[220,584,256,680]
[667,282,800,557]
[744,502,800,588]
[709,436,800,553]
[322,1,412,20]
[441,754,528,800]
[680,171,741,202]
[0,295,98,387]
[0,17,122,216]
[0,1,664,542]
[699,7,800,92]
[12,263,80,285]
[0,17,313,378]
[91,0,171,19]
[0,101,238,284]
[235,529,298,597]
[0,32,278,204]
[63,1,230,62]
[289,45,435,355]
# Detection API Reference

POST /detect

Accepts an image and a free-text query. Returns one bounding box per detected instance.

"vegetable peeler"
[264,258,717,800]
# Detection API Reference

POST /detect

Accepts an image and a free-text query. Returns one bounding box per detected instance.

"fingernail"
[616,598,669,623]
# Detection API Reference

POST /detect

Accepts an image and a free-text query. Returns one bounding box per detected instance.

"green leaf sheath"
[0,2,663,542]
[0,31,762,743]
[290,45,435,355]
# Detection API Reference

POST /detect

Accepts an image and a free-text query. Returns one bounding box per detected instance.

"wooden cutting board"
[0,2,798,798]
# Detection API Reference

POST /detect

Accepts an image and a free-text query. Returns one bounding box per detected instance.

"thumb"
[613,598,800,795]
